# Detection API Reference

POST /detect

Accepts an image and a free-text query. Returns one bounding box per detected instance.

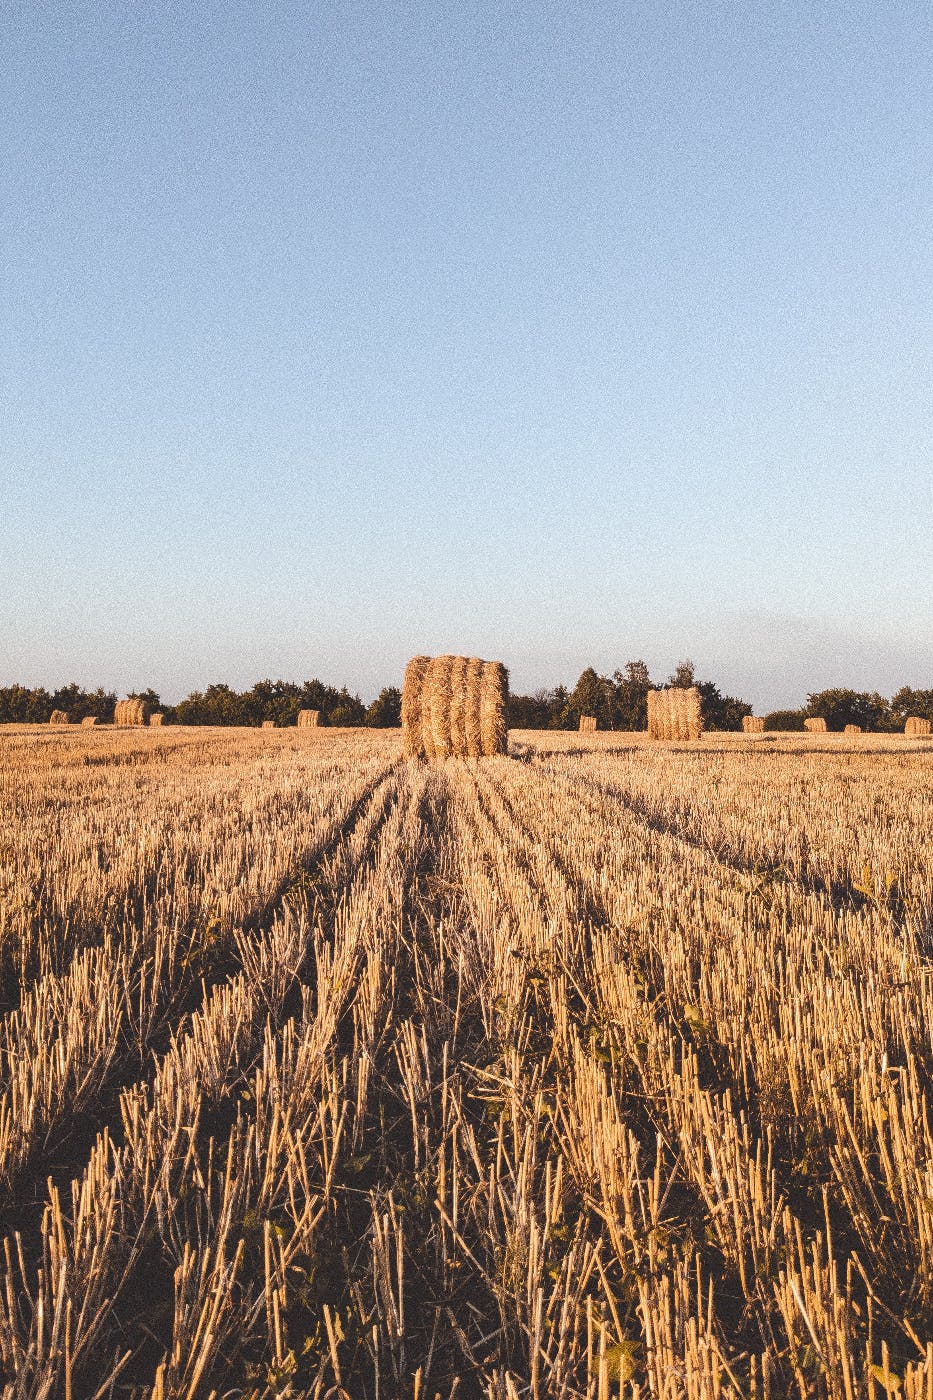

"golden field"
[0,724,932,1398]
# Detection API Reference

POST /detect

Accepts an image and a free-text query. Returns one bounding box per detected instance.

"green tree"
[564,668,614,729]
[890,687,933,726]
[611,660,652,730]
[806,689,890,732]
[763,710,806,731]
[366,687,402,727]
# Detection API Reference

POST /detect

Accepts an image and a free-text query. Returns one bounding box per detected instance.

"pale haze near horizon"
[3,1,932,711]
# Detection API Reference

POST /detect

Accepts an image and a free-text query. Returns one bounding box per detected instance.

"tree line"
[2,665,932,732]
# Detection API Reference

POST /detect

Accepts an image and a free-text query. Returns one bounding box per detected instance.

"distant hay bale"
[647,688,703,741]
[114,699,150,727]
[742,715,765,733]
[261,720,276,729]
[803,717,827,733]
[905,716,931,737]
[80,716,99,727]
[150,713,165,727]
[579,715,597,733]
[401,653,508,759]
[844,724,862,735]
[297,709,320,728]
[49,710,71,725]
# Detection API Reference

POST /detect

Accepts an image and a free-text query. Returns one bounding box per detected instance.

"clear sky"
[3,1,932,709]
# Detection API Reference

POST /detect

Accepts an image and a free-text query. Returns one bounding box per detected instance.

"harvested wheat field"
[1,723,933,1397]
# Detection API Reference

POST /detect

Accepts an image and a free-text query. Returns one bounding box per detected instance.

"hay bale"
[49,710,71,725]
[843,724,861,735]
[579,715,597,733]
[803,717,827,733]
[80,716,99,727]
[647,688,703,741]
[150,713,165,727]
[401,653,508,758]
[905,716,931,737]
[261,720,276,729]
[297,709,320,728]
[114,699,150,727]
[401,656,432,757]
[742,715,765,733]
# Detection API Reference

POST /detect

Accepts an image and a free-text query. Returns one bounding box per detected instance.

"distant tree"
[366,687,402,727]
[0,685,53,723]
[889,687,933,726]
[697,681,752,732]
[668,659,697,688]
[806,689,890,733]
[564,668,614,729]
[611,660,652,730]
[763,710,806,731]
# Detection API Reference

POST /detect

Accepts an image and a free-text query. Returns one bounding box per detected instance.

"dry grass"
[402,653,508,758]
[114,698,150,727]
[297,709,320,728]
[647,686,703,740]
[742,715,765,733]
[1,723,933,1396]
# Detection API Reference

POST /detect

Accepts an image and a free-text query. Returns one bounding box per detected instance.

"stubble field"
[1,724,933,1399]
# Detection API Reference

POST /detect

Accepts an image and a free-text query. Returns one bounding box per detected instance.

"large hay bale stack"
[402,654,508,758]
[150,713,165,727]
[579,715,597,733]
[844,724,862,735]
[803,717,827,734]
[647,687,703,741]
[742,715,765,733]
[49,710,71,725]
[905,716,931,737]
[114,699,150,727]
[80,716,100,727]
[297,709,319,728]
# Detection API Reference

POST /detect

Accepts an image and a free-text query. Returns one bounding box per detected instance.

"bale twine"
[150,713,165,727]
[114,699,150,727]
[49,710,71,724]
[742,715,765,733]
[803,717,827,733]
[905,716,931,737]
[401,656,432,758]
[80,716,99,727]
[579,715,597,733]
[647,688,703,741]
[401,654,508,759]
[843,724,861,735]
[297,709,320,728]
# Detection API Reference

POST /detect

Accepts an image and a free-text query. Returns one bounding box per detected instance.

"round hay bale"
[905,716,931,737]
[80,716,100,727]
[401,653,508,758]
[297,709,319,728]
[115,698,150,727]
[844,724,861,735]
[742,715,765,733]
[803,717,827,734]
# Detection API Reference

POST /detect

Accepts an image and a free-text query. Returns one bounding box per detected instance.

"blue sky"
[3,1,932,708]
